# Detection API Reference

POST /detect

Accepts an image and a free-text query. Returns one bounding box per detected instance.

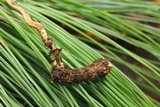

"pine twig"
[7,0,112,83]
[6,0,64,68]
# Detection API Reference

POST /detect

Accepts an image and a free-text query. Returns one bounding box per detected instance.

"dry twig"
[7,0,112,83]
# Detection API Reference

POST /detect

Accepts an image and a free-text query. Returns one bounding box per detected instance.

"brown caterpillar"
[51,58,112,83]
[7,0,112,83]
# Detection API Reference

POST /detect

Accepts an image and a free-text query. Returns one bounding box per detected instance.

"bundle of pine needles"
[1,0,160,106]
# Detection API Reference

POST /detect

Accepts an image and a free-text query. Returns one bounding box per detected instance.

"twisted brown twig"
[6,0,64,68]
[7,0,112,83]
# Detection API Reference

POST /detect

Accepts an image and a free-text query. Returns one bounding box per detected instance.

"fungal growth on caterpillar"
[7,0,112,83]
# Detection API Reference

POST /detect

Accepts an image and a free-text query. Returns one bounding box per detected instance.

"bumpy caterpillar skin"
[7,0,112,83]
[51,58,112,83]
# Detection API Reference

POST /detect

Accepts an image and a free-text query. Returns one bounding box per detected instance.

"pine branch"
[6,0,112,83]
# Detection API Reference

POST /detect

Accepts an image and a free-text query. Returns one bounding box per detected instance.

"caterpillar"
[51,58,112,83]
[7,0,112,83]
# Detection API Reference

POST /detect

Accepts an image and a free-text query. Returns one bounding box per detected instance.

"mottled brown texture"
[6,0,63,67]
[51,58,112,83]
[7,0,112,83]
